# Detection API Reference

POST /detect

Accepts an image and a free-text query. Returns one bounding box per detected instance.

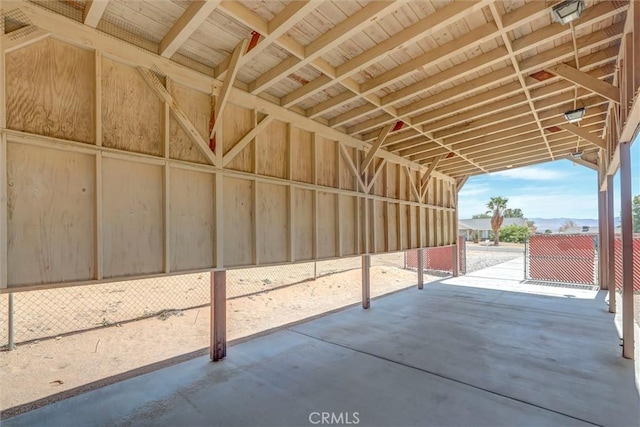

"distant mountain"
[528,217,620,232]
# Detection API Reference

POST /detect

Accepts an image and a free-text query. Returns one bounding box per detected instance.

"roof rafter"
[344,21,623,137]
[547,63,621,103]
[216,1,319,80]
[83,0,109,28]
[248,1,403,95]
[159,0,222,58]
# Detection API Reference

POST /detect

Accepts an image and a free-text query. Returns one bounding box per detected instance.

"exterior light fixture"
[551,0,585,25]
[571,151,583,159]
[564,107,585,123]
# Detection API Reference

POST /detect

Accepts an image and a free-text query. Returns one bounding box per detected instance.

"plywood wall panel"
[257,120,287,178]
[222,103,254,173]
[7,143,95,286]
[102,57,162,156]
[409,206,418,249]
[222,177,253,267]
[387,164,398,199]
[169,83,210,164]
[374,200,386,252]
[102,158,163,278]
[339,146,356,191]
[170,167,214,271]
[373,159,385,197]
[318,192,337,258]
[316,136,337,188]
[294,188,314,260]
[340,195,357,256]
[291,127,313,183]
[6,38,95,144]
[388,203,399,252]
[256,182,288,264]
[399,204,409,250]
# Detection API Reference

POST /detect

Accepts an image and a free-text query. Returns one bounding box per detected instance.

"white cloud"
[490,167,568,181]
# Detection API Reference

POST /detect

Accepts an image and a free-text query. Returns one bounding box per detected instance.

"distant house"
[561,225,623,235]
[458,218,526,241]
[561,226,598,235]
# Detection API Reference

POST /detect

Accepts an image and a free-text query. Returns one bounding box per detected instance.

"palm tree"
[486,196,508,246]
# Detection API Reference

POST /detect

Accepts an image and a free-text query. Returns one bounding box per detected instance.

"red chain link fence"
[525,235,597,285]
[613,234,640,291]
[404,236,466,275]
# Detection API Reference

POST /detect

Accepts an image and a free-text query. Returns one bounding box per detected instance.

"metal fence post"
[417,248,424,289]
[524,240,528,280]
[8,293,15,351]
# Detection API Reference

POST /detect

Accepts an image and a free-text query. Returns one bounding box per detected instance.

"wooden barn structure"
[0,0,638,364]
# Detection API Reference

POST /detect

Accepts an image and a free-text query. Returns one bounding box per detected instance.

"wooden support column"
[210,270,227,362]
[597,164,608,290]
[362,254,371,309]
[620,141,634,359]
[452,193,460,277]
[0,133,6,291]
[417,248,424,290]
[606,174,616,314]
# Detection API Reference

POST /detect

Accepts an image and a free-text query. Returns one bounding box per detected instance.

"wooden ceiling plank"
[159,0,222,58]
[83,0,109,28]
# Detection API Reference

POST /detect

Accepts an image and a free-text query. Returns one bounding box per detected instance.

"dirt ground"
[0,263,435,414]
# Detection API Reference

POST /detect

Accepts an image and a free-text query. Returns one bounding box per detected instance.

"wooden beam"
[367,159,387,193]
[216,1,318,79]
[83,0,109,28]
[548,63,620,103]
[159,0,221,58]
[210,39,247,140]
[570,156,599,171]
[2,26,50,53]
[421,155,444,199]
[339,143,366,193]
[222,115,273,167]
[7,0,450,178]
[558,123,606,150]
[620,141,634,359]
[360,123,393,172]
[248,1,401,94]
[403,166,421,202]
[456,176,469,193]
[138,67,217,167]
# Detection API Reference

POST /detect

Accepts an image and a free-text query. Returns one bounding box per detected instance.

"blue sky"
[458,136,640,219]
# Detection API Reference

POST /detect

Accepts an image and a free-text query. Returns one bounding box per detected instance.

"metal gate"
[525,234,597,285]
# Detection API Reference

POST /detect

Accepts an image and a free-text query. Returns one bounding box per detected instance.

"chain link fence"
[1,254,408,350]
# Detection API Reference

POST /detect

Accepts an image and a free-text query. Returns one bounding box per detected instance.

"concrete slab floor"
[4,279,639,427]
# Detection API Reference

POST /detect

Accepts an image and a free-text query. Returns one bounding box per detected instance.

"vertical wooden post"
[597,165,608,290]
[417,248,424,290]
[0,133,7,291]
[452,191,460,277]
[619,142,634,359]
[606,174,616,313]
[211,270,227,361]
[362,254,370,309]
